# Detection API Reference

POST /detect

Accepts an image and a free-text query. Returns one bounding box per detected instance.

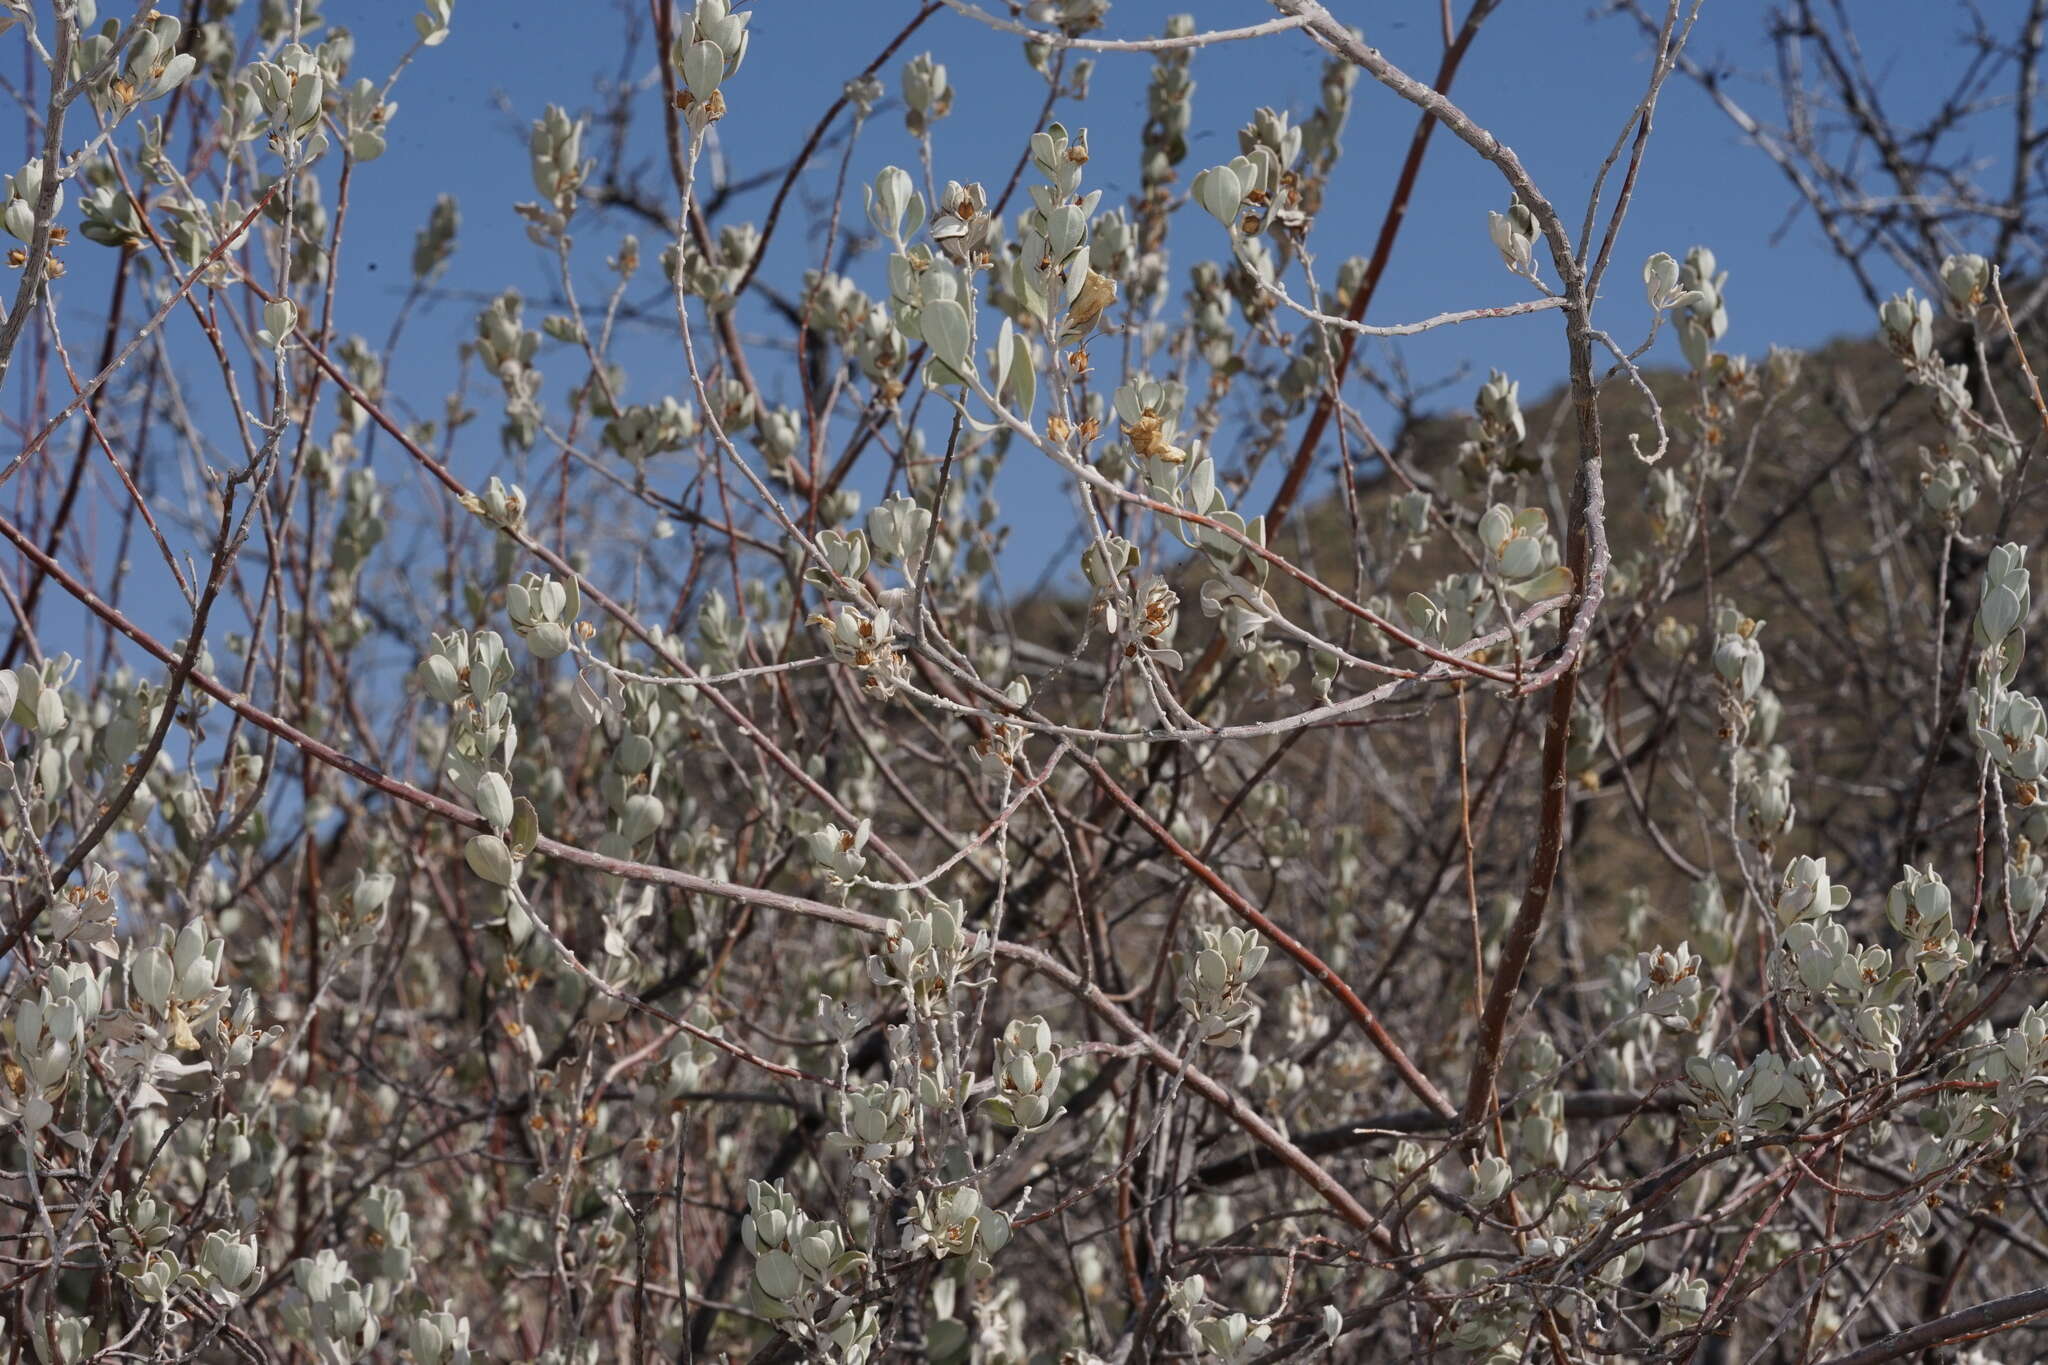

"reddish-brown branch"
[1816,1285,2048,1365]
[1070,747,1457,1120]
[1262,0,1499,535]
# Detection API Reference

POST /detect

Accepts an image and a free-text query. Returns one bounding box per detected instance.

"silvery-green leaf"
[682,40,726,100]
[754,1249,800,1301]
[1193,165,1241,226]
[1980,583,2023,642]
[1498,539,1542,580]
[922,298,970,372]
[1046,204,1086,262]
[1006,331,1034,417]
[464,834,516,887]
[622,794,665,844]
[527,622,572,659]
[1507,565,1575,601]
[475,772,514,828]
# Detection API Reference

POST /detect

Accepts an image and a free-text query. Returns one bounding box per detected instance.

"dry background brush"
[0,0,2047,1362]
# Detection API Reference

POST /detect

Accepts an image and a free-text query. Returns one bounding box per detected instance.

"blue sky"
[25,0,1991,637]
[336,0,1967,376]
[340,1,1966,548]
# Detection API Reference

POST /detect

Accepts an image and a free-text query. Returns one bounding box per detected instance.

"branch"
[937,3,1309,53]
[1817,1285,2048,1365]
[0,505,1394,1243]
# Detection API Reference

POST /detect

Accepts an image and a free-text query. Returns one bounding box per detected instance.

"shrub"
[1,2,2045,1362]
